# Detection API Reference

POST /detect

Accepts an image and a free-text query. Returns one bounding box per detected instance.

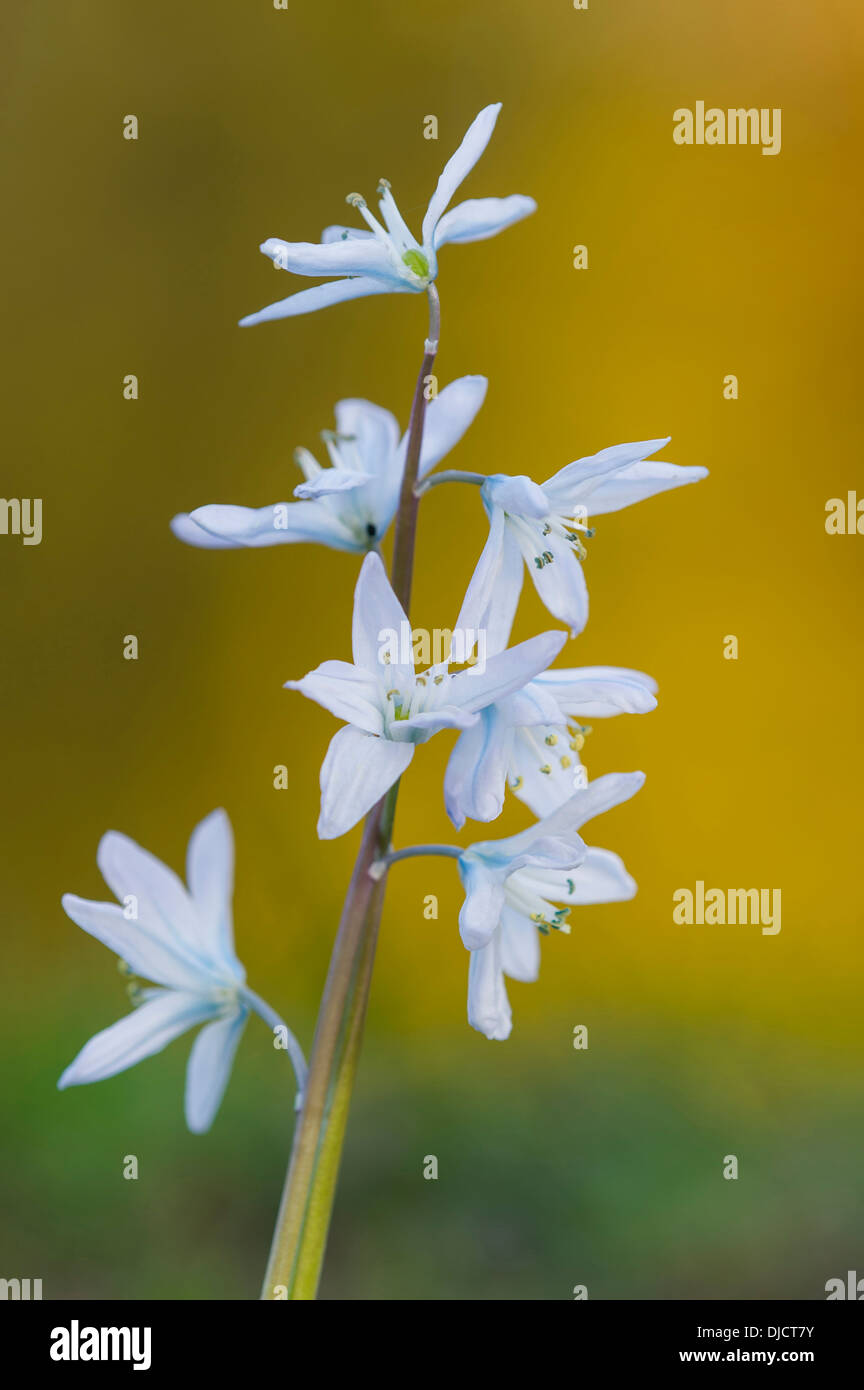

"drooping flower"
[286,551,567,839]
[58,810,306,1133]
[444,635,657,827]
[171,377,486,553]
[457,772,645,1039]
[238,104,536,326]
[457,439,708,640]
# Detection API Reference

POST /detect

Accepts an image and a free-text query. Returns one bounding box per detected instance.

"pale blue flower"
[238,104,535,326]
[458,439,709,640]
[171,377,486,553]
[445,663,657,827]
[458,772,645,1039]
[286,552,567,839]
[58,810,306,1133]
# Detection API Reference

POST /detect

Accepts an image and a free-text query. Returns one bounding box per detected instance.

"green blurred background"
[2,0,862,1299]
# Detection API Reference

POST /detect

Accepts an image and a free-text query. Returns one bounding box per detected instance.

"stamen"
[545,734,558,746]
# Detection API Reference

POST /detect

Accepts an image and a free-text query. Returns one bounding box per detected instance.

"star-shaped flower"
[286,552,567,839]
[457,772,644,1039]
[458,439,708,639]
[171,377,486,553]
[239,104,535,326]
[58,810,306,1133]
[445,664,657,826]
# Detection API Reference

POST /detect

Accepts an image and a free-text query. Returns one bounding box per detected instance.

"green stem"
[261,288,440,1300]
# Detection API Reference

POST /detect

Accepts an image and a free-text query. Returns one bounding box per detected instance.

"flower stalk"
[262,289,439,1300]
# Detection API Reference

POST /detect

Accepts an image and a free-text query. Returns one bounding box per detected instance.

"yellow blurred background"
[1,0,862,1298]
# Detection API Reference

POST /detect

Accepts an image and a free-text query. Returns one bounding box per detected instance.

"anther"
[346,192,366,208]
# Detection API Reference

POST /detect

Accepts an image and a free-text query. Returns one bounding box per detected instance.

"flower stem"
[414,469,486,495]
[389,284,440,610]
[371,843,462,876]
[262,288,440,1300]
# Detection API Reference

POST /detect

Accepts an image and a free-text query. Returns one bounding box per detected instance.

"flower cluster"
[59,104,706,1135]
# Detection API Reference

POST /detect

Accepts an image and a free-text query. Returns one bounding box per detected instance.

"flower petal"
[321,225,375,243]
[521,528,589,637]
[541,438,671,510]
[294,469,371,499]
[185,809,241,972]
[467,933,512,1041]
[416,375,488,478]
[458,856,506,950]
[259,236,394,280]
[422,103,502,249]
[455,504,505,633]
[526,770,646,845]
[333,397,403,531]
[171,501,361,552]
[97,830,216,966]
[457,514,524,656]
[565,847,637,902]
[485,473,550,518]
[170,513,239,549]
[445,709,514,829]
[61,894,209,992]
[447,629,567,714]
[239,275,415,328]
[391,706,479,740]
[285,659,385,735]
[352,552,413,684]
[434,195,537,248]
[533,666,658,717]
[498,904,541,982]
[184,1006,248,1134]
[582,460,709,516]
[318,726,414,839]
[58,990,221,1089]
[508,722,582,819]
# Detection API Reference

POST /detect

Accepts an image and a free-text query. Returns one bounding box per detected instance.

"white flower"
[445,664,657,826]
[58,810,306,1133]
[458,439,708,640]
[238,104,535,326]
[286,552,567,839]
[171,377,486,553]
[457,772,645,1040]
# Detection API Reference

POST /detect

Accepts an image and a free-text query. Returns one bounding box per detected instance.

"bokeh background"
[2,0,862,1300]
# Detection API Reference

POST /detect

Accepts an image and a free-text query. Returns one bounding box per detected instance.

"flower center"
[506,510,595,570]
[402,249,430,279]
[504,873,571,934]
[345,182,432,287]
